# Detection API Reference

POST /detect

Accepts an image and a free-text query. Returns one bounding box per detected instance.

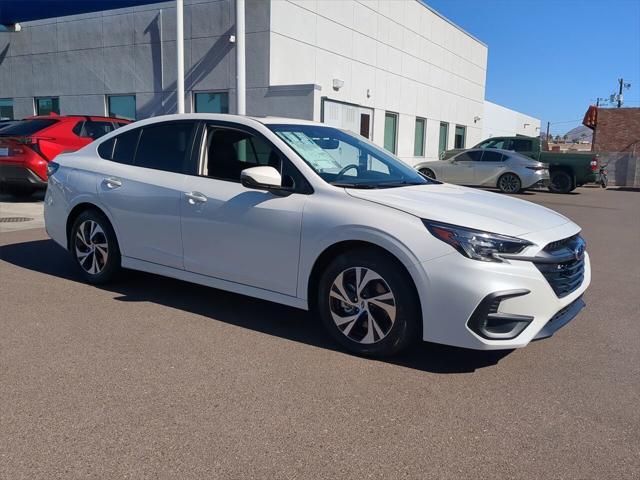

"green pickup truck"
[442,136,598,193]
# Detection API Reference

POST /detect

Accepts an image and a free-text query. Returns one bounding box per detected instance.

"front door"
[180,124,308,297]
[442,150,480,184]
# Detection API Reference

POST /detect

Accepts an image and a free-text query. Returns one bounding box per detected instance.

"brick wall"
[593,108,640,153]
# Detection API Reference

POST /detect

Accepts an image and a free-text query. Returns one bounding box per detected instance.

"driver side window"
[201,126,311,192]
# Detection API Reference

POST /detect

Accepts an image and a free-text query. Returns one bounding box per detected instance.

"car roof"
[24,115,131,122]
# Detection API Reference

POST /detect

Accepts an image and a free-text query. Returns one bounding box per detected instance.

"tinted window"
[134,122,195,173]
[35,97,60,116]
[194,92,229,113]
[98,128,140,164]
[73,121,116,139]
[0,119,58,136]
[511,139,533,151]
[456,150,483,162]
[481,151,505,162]
[454,125,466,149]
[107,95,136,121]
[0,98,14,120]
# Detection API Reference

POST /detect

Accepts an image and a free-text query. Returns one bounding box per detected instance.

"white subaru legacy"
[44,114,590,357]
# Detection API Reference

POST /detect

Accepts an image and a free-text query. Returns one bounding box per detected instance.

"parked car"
[0,114,130,197]
[441,136,598,193]
[44,114,590,357]
[0,119,19,131]
[414,148,549,193]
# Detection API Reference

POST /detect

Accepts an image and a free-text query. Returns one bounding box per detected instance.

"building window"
[414,117,426,156]
[454,125,466,149]
[438,122,449,154]
[107,95,136,120]
[383,112,398,154]
[0,99,14,120]
[194,91,229,114]
[35,97,60,116]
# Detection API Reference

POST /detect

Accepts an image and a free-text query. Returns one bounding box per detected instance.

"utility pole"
[617,78,624,108]
[546,121,550,141]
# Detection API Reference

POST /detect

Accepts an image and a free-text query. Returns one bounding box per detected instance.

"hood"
[346,183,570,236]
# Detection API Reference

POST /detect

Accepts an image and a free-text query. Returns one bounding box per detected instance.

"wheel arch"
[65,202,115,251]
[306,240,423,336]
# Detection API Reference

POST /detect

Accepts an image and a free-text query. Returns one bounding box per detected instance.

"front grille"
[544,234,578,253]
[534,235,585,298]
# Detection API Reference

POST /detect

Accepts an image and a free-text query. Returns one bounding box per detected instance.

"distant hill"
[563,125,592,143]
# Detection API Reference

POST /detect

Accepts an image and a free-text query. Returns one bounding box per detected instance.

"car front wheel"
[70,210,121,284]
[317,249,420,357]
[419,168,436,180]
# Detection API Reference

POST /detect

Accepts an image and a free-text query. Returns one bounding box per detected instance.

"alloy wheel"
[499,174,520,193]
[75,220,108,275]
[329,267,397,344]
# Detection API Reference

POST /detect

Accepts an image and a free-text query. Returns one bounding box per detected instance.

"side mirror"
[449,158,457,164]
[241,166,282,191]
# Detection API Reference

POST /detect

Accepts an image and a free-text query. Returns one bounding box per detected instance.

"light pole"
[176,0,185,114]
[236,0,246,115]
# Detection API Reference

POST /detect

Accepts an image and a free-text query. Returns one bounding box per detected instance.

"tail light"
[590,157,599,171]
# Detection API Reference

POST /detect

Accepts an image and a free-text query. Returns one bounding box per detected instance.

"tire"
[70,209,121,284]
[419,168,436,180]
[2,185,37,198]
[548,171,573,194]
[497,173,522,193]
[316,249,420,357]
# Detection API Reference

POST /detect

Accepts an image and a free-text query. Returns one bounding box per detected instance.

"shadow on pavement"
[1,238,513,374]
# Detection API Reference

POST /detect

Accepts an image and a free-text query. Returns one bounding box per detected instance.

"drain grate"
[0,217,34,223]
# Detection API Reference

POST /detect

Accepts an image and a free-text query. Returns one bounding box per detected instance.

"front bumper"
[0,164,48,187]
[417,235,591,350]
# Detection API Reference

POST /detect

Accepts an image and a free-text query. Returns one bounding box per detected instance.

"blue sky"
[426,0,640,135]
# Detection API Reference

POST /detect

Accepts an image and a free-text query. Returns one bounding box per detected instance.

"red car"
[0,114,131,197]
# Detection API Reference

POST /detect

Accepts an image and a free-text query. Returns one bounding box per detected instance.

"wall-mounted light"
[333,78,344,91]
[366,88,371,98]
[524,123,530,128]
[473,116,481,123]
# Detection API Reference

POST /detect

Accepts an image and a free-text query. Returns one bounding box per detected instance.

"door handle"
[104,177,122,189]
[185,191,207,204]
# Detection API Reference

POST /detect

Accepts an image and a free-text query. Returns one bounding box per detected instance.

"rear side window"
[134,122,195,173]
[0,119,58,136]
[98,128,140,165]
[74,121,118,139]
[481,151,505,162]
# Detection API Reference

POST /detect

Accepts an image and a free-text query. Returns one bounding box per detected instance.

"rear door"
[474,150,507,185]
[96,121,197,269]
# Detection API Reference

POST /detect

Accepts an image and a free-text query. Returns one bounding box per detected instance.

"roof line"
[417,0,487,48]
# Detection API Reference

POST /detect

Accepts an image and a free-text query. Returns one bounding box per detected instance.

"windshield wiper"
[332,182,378,189]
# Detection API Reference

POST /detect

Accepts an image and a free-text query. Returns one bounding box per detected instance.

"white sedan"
[44,114,589,357]
[414,148,550,193]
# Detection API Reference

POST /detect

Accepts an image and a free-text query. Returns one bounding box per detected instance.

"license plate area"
[0,147,9,156]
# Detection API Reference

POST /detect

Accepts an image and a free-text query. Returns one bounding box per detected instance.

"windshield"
[0,119,58,137]
[476,138,508,149]
[268,124,431,188]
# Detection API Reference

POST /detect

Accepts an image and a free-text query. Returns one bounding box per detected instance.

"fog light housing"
[468,290,533,340]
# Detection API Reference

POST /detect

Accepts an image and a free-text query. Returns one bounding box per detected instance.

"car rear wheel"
[497,173,522,193]
[419,168,436,179]
[317,249,419,357]
[70,210,121,284]
[548,171,574,194]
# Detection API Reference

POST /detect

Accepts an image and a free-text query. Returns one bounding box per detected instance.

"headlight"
[423,220,534,262]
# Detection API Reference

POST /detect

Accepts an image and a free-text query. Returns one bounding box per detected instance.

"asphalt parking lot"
[1,186,639,479]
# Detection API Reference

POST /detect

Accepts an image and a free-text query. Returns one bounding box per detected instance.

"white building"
[1,1,539,164]
[482,100,541,140]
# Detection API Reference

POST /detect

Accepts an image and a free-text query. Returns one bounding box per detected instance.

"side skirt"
[121,256,309,310]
